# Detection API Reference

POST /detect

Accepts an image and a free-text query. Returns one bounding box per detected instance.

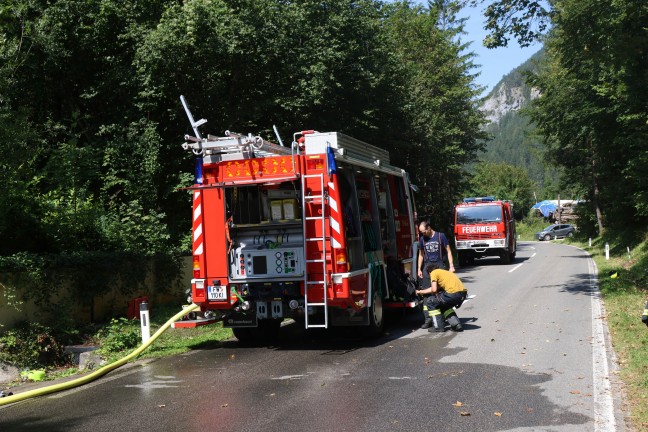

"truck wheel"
[500,251,511,264]
[232,327,255,343]
[458,251,468,267]
[363,286,384,337]
[258,318,282,338]
[232,319,282,344]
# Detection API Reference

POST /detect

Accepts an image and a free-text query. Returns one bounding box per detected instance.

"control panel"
[230,247,304,279]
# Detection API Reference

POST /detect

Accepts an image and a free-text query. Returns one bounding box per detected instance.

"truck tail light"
[193,256,201,278]
[335,250,349,273]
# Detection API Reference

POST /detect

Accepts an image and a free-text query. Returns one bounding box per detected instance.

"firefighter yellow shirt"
[430,269,466,293]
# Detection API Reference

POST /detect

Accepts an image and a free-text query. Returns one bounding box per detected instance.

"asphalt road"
[0,242,628,431]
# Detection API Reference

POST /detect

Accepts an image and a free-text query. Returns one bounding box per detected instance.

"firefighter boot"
[427,309,446,332]
[444,309,463,332]
[421,304,433,329]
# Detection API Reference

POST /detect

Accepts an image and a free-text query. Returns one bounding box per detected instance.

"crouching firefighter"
[416,265,467,332]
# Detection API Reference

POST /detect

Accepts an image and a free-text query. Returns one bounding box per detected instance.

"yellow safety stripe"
[429,309,441,316]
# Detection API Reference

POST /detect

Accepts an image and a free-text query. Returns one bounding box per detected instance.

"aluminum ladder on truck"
[302,173,329,329]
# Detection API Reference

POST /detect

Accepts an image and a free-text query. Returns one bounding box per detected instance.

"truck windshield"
[456,205,503,224]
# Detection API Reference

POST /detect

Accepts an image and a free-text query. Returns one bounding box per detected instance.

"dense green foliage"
[95,318,141,356]
[0,322,71,369]
[466,161,535,218]
[471,0,648,236]
[527,0,648,235]
[0,0,485,319]
[382,1,487,226]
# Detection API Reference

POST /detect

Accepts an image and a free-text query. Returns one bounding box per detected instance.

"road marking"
[588,256,616,432]
[125,380,182,389]
[272,375,305,380]
[508,263,523,273]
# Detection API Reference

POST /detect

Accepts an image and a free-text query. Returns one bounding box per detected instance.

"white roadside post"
[605,243,610,260]
[140,301,151,343]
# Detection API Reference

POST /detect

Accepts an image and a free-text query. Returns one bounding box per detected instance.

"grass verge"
[97,304,234,365]
[581,229,648,430]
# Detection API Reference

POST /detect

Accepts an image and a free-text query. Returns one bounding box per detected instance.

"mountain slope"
[478,49,550,186]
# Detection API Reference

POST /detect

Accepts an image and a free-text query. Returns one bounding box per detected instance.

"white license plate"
[207,285,227,301]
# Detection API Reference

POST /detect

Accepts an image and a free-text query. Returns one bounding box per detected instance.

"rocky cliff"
[481,83,541,124]
[479,49,543,125]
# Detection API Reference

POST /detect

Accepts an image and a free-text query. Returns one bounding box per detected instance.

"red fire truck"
[453,196,516,266]
[179,97,418,341]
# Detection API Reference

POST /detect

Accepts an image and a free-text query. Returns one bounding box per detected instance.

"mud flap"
[223,313,257,328]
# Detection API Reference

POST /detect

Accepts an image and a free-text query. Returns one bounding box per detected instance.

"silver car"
[535,224,576,241]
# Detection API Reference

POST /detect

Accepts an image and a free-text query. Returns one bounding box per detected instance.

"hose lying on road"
[0,303,200,407]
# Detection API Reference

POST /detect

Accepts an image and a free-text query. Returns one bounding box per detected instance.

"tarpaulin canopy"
[532,200,557,218]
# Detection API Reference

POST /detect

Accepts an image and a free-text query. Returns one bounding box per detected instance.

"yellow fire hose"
[0,303,200,407]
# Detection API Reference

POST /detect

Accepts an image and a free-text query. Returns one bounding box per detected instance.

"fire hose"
[0,303,200,407]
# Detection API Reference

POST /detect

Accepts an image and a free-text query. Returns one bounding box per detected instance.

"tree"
[0,0,489,321]
[467,161,535,218]
[527,0,648,234]
[469,0,648,235]
[382,1,487,227]
[463,0,552,48]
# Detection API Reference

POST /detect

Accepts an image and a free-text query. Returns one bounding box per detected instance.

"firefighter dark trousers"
[423,291,467,332]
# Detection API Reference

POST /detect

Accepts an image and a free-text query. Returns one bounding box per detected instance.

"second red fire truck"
[453,196,516,266]
[179,97,419,341]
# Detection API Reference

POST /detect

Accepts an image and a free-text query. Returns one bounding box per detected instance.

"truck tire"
[362,286,384,337]
[500,250,511,264]
[232,319,282,344]
[458,251,468,267]
[232,327,255,343]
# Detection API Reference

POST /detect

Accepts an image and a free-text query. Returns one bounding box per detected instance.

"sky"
[458,5,543,96]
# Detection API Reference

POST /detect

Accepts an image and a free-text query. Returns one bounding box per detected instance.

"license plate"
[207,285,227,301]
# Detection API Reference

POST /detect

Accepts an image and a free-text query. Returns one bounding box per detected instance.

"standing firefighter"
[642,300,648,327]
[416,266,467,332]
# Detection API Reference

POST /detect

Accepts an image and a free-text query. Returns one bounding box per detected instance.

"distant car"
[535,224,576,241]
